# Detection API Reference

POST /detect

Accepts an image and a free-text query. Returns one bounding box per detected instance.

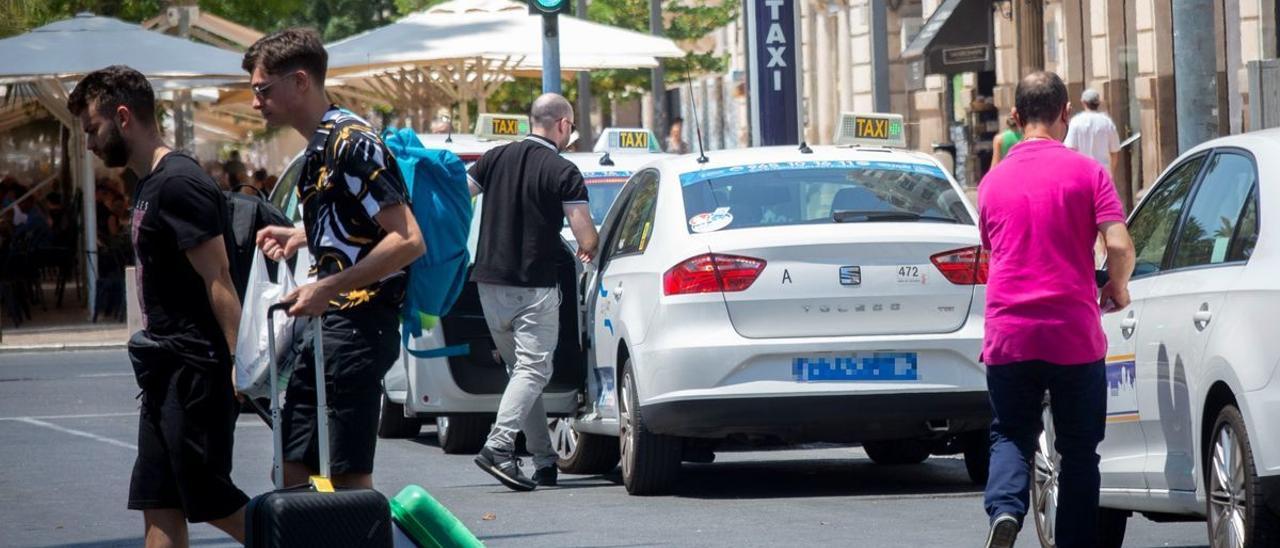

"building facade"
[675,0,1279,209]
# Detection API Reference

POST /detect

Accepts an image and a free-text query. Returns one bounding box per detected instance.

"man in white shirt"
[1064,88,1122,174]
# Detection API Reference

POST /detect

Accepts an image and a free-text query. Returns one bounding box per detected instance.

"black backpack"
[223,187,292,303]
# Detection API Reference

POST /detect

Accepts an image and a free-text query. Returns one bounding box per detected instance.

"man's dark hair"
[67,65,157,129]
[242,27,328,87]
[1014,71,1068,127]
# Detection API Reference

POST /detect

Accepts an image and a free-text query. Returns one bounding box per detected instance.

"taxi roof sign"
[834,112,906,148]
[475,113,530,141]
[593,127,660,154]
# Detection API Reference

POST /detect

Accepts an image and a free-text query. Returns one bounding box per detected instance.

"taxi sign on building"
[474,113,530,141]
[593,128,660,153]
[834,112,906,148]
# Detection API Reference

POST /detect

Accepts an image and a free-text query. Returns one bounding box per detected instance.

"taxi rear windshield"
[680,165,973,232]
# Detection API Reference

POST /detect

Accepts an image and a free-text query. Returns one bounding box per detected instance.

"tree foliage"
[584,0,737,100]
[1,0,164,38]
[0,0,406,41]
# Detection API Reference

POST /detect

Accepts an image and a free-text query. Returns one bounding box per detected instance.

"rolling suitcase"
[246,303,393,548]
[389,485,483,548]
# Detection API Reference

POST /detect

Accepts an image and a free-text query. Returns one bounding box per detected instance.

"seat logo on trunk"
[839,266,861,286]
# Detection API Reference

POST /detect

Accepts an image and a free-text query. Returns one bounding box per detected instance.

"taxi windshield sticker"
[581,171,632,185]
[489,117,527,136]
[679,160,946,186]
[689,207,733,233]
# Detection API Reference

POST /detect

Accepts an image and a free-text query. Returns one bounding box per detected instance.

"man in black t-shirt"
[245,28,425,490]
[70,66,247,545]
[468,93,600,491]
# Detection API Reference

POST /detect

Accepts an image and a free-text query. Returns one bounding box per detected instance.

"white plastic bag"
[234,249,299,398]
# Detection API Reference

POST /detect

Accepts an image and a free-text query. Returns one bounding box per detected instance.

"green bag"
[390,485,484,548]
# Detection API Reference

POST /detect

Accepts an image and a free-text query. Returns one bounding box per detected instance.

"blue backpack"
[382,128,473,359]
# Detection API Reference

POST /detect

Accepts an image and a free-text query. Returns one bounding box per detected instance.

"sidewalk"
[0,322,128,353]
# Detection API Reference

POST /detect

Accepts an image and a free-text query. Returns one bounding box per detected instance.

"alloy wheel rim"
[550,418,578,461]
[620,374,635,480]
[1033,404,1059,546]
[1208,423,1247,548]
[436,416,449,440]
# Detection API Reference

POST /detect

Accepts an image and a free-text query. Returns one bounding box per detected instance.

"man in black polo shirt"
[469,93,600,491]
[70,65,248,546]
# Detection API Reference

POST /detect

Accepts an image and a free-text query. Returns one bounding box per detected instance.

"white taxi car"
[410,127,668,453]
[556,113,993,494]
[1030,131,1280,547]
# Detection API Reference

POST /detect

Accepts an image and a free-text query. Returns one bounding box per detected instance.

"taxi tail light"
[931,246,989,285]
[663,253,766,296]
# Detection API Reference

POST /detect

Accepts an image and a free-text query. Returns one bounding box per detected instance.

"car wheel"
[862,440,931,465]
[377,393,422,439]
[549,417,620,474]
[436,415,490,454]
[1032,402,1059,547]
[961,429,991,485]
[619,362,681,495]
[1206,404,1279,548]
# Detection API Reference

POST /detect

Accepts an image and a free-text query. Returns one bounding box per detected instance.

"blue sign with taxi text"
[747,0,801,146]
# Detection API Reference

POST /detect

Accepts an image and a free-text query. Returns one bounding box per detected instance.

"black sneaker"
[474,446,536,492]
[532,466,558,487]
[984,513,1020,548]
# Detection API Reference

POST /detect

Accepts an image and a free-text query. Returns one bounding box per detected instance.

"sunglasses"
[251,74,289,99]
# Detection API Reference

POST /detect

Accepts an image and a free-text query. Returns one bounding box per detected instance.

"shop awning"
[902,0,994,88]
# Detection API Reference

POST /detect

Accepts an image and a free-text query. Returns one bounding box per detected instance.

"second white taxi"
[560,113,993,494]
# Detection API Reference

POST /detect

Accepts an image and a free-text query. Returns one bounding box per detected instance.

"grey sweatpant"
[477,283,560,469]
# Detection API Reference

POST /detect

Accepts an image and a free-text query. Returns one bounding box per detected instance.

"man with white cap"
[1064,88,1122,175]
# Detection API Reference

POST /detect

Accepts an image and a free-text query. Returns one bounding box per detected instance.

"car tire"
[1206,404,1280,547]
[436,415,490,454]
[377,394,422,439]
[862,440,931,465]
[550,417,620,474]
[961,429,991,485]
[619,363,681,495]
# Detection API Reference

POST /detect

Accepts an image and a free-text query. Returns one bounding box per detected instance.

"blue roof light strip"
[678,160,946,186]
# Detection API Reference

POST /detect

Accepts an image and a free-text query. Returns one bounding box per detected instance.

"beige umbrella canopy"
[325,0,686,132]
[0,12,250,319]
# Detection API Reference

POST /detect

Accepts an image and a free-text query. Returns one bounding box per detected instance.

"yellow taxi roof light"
[834,112,906,148]
[593,128,660,154]
[475,113,530,141]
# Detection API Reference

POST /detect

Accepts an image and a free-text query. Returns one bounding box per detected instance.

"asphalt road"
[0,350,1208,547]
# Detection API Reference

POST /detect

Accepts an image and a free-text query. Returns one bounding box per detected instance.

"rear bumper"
[641,391,990,441]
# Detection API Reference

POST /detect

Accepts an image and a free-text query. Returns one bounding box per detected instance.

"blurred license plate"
[791,352,918,382]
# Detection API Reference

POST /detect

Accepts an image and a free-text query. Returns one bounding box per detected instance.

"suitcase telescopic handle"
[265,302,292,489]
[265,301,331,486]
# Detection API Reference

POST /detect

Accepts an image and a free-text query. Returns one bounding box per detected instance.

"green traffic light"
[534,0,566,10]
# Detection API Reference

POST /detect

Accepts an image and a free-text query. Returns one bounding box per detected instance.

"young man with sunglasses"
[467,93,599,491]
[243,27,425,490]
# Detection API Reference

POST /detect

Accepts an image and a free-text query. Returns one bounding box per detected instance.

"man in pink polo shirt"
[976,71,1136,548]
